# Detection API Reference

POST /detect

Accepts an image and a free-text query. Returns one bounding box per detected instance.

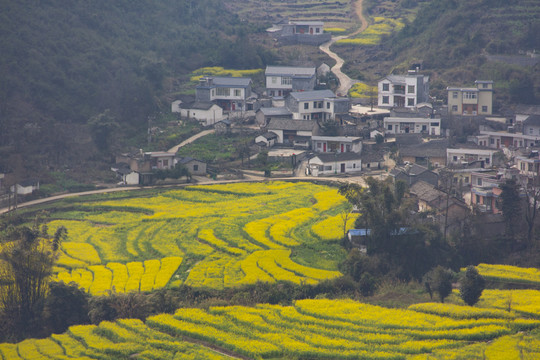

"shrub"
[460,266,486,306]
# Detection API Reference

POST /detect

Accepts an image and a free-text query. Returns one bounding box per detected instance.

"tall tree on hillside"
[500,179,523,241]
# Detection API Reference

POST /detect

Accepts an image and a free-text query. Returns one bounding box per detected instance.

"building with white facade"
[311,136,362,154]
[378,73,430,108]
[196,76,253,111]
[446,148,500,167]
[286,90,350,121]
[384,117,441,136]
[265,66,316,97]
[307,152,362,176]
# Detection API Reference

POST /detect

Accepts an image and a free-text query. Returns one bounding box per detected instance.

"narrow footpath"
[319,0,368,96]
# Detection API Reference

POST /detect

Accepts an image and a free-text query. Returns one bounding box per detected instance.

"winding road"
[320,0,368,96]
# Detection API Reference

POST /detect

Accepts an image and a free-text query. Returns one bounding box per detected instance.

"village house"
[255,107,292,127]
[286,89,350,121]
[377,73,430,108]
[399,138,448,168]
[176,156,207,176]
[447,80,493,116]
[516,150,540,184]
[384,117,441,136]
[470,171,503,214]
[214,119,232,135]
[389,163,438,187]
[255,132,279,148]
[476,129,540,149]
[11,179,40,195]
[196,76,254,111]
[266,119,317,147]
[307,152,362,176]
[174,101,225,126]
[311,136,362,154]
[446,147,500,167]
[267,20,331,45]
[265,66,316,98]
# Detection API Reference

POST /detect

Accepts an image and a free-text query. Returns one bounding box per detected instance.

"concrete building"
[447,80,493,116]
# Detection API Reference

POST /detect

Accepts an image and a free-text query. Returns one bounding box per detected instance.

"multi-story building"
[267,20,331,45]
[446,148,500,167]
[447,80,493,116]
[265,66,316,98]
[378,73,430,108]
[196,76,253,111]
[384,117,441,135]
[311,136,362,154]
[286,90,350,121]
[516,151,540,183]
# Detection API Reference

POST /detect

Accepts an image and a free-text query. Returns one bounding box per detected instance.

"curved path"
[320,0,368,96]
[168,128,215,153]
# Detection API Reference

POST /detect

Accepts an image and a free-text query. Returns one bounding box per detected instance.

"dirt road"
[319,0,368,96]
[168,128,215,153]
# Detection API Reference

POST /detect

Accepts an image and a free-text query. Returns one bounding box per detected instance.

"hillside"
[0,0,273,181]
[341,0,540,105]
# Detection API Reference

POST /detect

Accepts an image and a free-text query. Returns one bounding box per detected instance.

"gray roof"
[198,77,252,88]
[177,156,204,164]
[399,139,449,158]
[258,107,292,116]
[515,104,540,116]
[179,101,217,110]
[291,21,324,26]
[523,115,540,127]
[289,89,336,101]
[312,152,363,162]
[265,66,316,77]
[311,136,361,143]
[260,132,278,140]
[267,119,315,131]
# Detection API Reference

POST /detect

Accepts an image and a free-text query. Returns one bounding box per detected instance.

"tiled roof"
[289,89,336,101]
[265,66,316,77]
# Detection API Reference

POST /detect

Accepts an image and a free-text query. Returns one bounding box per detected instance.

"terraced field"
[2,295,539,359]
[45,181,353,293]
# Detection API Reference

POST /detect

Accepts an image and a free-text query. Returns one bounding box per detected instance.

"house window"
[316,28,320,33]
[529,163,534,171]
[521,163,526,170]
[482,105,488,112]
[452,105,458,112]
[453,156,458,161]
[465,177,469,183]
[407,98,415,106]
[346,144,351,152]
[234,89,241,97]
[453,91,458,99]
[193,164,199,171]
[304,103,309,110]
[422,125,427,131]
[382,96,389,104]
[216,87,230,96]
[281,77,292,85]
[463,92,477,99]
[317,143,321,148]
[482,83,488,88]
[387,124,393,131]
[476,194,481,204]
[530,128,534,134]
[490,138,494,145]
[407,85,415,94]
[326,102,330,109]
[382,83,389,91]
[485,158,490,164]
[477,178,482,186]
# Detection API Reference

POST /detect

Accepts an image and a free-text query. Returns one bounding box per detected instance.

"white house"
[307,152,362,176]
[378,73,430,108]
[311,136,362,153]
[175,101,225,126]
[196,76,253,111]
[446,148,500,166]
[286,90,350,121]
[384,117,440,135]
[266,119,316,146]
[176,156,207,176]
[265,66,316,97]
[11,180,40,195]
[255,132,279,148]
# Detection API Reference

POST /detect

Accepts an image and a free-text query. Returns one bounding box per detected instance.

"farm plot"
[472,263,540,286]
[46,182,349,293]
[4,296,538,359]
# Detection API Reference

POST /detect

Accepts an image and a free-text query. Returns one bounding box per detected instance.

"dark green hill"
[345,0,540,106]
[0,0,272,180]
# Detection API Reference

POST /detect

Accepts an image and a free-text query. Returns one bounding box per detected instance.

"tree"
[459,265,485,306]
[0,225,60,340]
[88,109,119,152]
[423,266,454,303]
[500,179,523,241]
[42,281,89,334]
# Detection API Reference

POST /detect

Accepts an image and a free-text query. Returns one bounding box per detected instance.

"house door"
[340,144,344,153]
[340,163,345,173]
[323,143,326,152]
[232,103,235,111]
[310,28,313,34]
